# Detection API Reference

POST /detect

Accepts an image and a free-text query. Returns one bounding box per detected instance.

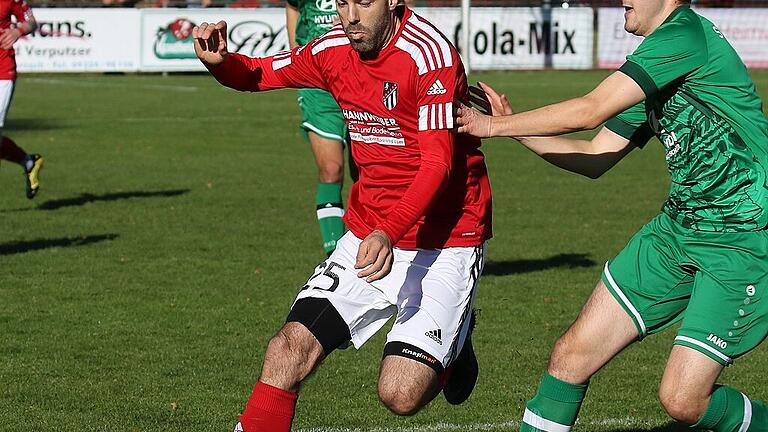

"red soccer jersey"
[211,7,492,249]
[0,0,31,80]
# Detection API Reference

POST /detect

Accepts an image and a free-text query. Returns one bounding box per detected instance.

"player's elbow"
[574,96,608,131]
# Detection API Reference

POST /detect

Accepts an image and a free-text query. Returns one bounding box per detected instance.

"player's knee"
[263,324,320,376]
[318,161,343,183]
[378,386,423,416]
[266,330,290,359]
[658,385,707,425]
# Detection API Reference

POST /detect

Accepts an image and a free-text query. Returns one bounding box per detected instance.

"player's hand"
[455,102,493,138]
[470,81,514,116]
[192,21,228,67]
[0,28,22,50]
[355,230,393,283]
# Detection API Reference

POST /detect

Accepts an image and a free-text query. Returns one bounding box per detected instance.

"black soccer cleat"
[443,309,478,405]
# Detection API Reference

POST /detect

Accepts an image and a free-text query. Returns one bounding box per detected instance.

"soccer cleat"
[24,154,43,199]
[443,309,478,405]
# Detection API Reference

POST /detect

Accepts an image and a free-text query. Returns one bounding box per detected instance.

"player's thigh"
[383,244,485,372]
[308,132,344,179]
[0,80,14,129]
[298,88,347,148]
[602,213,694,339]
[289,231,397,354]
[674,229,768,366]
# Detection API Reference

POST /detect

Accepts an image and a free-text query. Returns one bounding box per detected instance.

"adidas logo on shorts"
[427,79,447,96]
[425,328,443,345]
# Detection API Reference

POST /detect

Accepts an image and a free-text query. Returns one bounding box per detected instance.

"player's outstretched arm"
[194,22,328,93]
[468,81,635,179]
[520,128,636,179]
[193,21,228,67]
[456,72,645,138]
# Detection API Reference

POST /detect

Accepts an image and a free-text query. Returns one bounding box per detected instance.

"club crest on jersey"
[383,81,398,110]
[315,0,336,12]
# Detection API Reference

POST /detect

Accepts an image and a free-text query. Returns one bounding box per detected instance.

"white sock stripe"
[317,207,345,219]
[603,262,647,336]
[522,409,572,432]
[673,336,733,363]
[738,393,752,432]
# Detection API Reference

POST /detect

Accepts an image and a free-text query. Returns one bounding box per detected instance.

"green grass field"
[1,70,767,432]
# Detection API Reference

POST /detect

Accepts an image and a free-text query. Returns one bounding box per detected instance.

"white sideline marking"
[25,78,200,92]
[295,417,650,432]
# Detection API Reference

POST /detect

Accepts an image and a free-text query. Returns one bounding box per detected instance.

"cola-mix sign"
[142,9,289,71]
[417,7,593,70]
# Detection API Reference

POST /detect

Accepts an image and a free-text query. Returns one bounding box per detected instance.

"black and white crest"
[383,81,398,110]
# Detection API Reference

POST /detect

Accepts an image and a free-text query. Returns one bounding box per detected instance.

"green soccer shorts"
[602,212,768,365]
[297,88,348,145]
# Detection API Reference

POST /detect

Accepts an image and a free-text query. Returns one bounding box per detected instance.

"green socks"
[694,385,768,432]
[520,376,767,432]
[521,373,588,432]
[316,182,345,255]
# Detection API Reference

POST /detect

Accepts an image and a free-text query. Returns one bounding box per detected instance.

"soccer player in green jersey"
[456,0,768,430]
[286,0,350,255]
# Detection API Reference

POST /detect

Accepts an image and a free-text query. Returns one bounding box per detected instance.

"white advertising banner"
[14,7,594,73]
[417,7,594,70]
[598,8,768,69]
[140,9,289,72]
[141,7,593,72]
[16,9,141,72]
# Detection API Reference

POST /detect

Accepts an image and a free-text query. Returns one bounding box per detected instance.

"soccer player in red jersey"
[193,0,492,429]
[0,0,41,199]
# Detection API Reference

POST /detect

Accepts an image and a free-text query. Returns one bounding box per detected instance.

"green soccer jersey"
[287,0,338,47]
[606,6,768,232]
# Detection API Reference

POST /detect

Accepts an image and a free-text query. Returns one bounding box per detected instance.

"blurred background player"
[0,0,40,199]
[285,0,349,255]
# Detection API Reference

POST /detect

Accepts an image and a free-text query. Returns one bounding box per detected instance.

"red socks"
[239,381,298,432]
[0,136,26,165]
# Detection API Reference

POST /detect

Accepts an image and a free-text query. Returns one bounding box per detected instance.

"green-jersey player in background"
[286,0,350,256]
[456,0,768,430]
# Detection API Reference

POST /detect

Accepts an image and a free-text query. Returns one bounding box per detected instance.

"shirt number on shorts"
[302,261,345,292]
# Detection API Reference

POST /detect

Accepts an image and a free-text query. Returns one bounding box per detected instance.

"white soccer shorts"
[0,80,15,130]
[293,231,485,368]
